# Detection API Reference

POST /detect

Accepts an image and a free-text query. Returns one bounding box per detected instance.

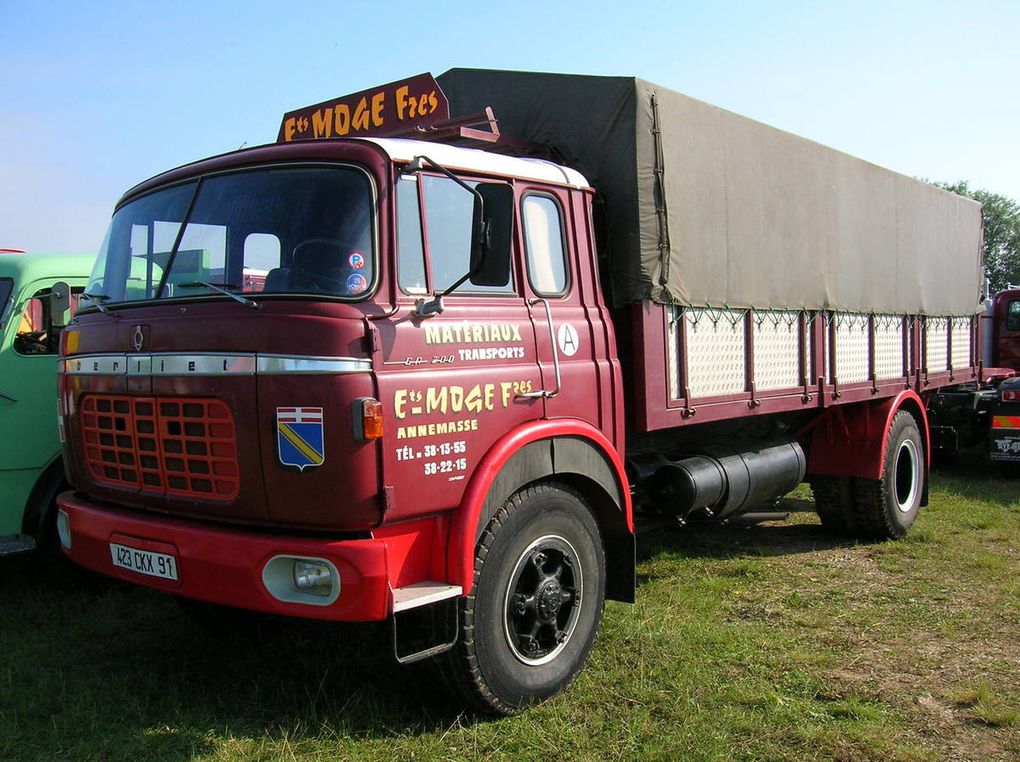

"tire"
[810,476,855,535]
[23,461,70,562]
[849,411,925,539]
[443,482,606,715]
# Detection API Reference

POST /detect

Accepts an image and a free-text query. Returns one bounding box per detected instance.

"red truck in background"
[930,285,1020,466]
[985,286,1020,371]
[56,71,998,715]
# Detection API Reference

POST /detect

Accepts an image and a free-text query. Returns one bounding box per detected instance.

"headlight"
[293,560,333,595]
[261,555,340,605]
[56,509,72,550]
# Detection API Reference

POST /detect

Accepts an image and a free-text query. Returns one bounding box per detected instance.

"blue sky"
[2,0,1018,253]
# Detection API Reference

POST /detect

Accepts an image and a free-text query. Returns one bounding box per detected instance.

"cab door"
[518,187,614,437]
[374,173,543,524]
[0,278,87,472]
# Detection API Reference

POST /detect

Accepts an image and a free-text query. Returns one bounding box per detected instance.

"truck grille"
[80,395,240,500]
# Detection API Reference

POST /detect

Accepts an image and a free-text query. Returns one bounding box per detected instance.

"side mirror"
[50,281,71,328]
[469,183,514,287]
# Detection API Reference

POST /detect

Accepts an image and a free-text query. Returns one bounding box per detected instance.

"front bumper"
[56,491,391,621]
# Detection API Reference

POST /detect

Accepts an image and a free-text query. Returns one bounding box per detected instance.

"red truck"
[930,286,1020,466]
[57,71,987,715]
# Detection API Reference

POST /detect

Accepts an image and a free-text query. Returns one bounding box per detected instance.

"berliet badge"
[132,325,145,352]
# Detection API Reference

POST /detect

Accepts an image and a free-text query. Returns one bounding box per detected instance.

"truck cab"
[987,287,1020,371]
[0,249,93,555]
[56,125,631,694]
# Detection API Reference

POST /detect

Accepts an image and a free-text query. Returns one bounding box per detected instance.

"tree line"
[935,181,1020,294]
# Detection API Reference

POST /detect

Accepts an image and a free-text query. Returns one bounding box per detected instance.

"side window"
[1008,300,1020,332]
[0,278,13,325]
[14,286,84,356]
[522,194,568,296]
[421,175,514,294]
[397,176,427,294]
[243,233,281,292]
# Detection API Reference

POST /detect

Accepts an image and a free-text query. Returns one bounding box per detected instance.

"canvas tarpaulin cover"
[437,68,983,315]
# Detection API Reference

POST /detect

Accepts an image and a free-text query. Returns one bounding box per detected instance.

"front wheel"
[443,482,606,715]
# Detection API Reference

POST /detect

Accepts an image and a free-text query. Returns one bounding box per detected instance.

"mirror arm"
[406,154,492,318]
[413,295,445,318]
[404,155,483,207]
[414,249,494,318]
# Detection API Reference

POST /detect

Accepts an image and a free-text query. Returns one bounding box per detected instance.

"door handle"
[520,298,561,399]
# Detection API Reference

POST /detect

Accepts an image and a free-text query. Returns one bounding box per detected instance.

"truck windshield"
[86,165,375,305]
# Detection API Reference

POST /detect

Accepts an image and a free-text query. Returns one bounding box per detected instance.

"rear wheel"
[810,476,855,535]
[850,411,924,539]
[443,482,606,715]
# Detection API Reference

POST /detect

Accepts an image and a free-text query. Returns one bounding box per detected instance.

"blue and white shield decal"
[276,407,325,471]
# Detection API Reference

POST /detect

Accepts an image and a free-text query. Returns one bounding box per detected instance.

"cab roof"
[0,251,96,284]
[360,137,590,189]
[119,135,591,207]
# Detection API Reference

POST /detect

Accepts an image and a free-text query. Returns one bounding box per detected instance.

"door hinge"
[365,321,381,353]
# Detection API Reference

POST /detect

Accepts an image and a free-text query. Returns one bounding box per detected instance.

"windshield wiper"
[180,281,260,310]
[82,292,114,315]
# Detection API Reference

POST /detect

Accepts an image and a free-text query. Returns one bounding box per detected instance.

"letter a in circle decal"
[277,407,325,470]
[557,323,580,357]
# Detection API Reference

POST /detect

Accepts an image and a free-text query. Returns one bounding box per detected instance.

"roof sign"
[277,73,450,143]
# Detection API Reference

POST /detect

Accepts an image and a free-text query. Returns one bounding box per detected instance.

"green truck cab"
[0,249,94,556]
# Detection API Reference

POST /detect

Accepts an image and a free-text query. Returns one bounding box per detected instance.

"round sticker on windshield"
[348,251,366,270]
[346,273,368,294]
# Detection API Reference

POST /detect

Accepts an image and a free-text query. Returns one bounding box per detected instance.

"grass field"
[2,458,1018,761]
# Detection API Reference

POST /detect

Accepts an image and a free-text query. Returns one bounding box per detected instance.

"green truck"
[0,249,95,556]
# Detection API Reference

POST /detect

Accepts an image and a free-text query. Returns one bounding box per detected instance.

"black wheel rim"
[503,534,583,666]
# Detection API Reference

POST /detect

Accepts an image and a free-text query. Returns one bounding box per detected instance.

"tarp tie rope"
[753,308,800,331]
[650,92,673,289]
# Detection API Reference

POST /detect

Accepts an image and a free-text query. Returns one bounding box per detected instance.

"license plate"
[110,543,179,581]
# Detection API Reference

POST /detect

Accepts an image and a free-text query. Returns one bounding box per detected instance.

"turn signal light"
[354,397,384,441]
[60,326,79,357]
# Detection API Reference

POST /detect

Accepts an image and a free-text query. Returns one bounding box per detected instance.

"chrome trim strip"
[148,353,257,377]
[61,352,371,376]
[63,354,129,375]
[127,354,152,377]
[257,354,372,375]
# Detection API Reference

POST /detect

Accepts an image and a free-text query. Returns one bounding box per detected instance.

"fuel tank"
[650,437,807,518]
